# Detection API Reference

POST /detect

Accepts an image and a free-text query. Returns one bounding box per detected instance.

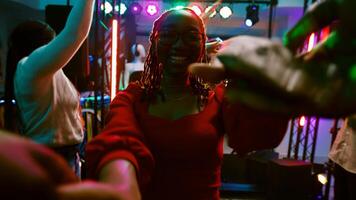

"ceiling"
[7,0,305,10]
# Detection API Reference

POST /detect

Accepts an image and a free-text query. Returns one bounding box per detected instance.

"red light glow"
[299,116,306,127]
[111,19,118,100]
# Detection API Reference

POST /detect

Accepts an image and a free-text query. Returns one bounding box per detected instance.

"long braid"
[140,8,211,107]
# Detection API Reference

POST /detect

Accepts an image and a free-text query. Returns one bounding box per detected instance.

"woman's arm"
[86,86,154,199]
[98,159,141,200]
[19,0,95,84]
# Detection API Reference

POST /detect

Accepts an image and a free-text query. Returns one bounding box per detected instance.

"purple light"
[129,2,142,15]
[146,4,158,16]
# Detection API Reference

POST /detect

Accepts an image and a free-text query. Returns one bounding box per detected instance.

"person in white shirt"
[5,0,95,177]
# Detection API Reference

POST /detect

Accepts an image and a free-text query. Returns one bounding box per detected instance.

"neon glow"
[219,6,233,19]
[130,2,143,15]
[146,4,158,16]
[103,2,113,14]
[299,116,306,127]
[190,5,202,16]
[173,2,186,11]
[317,174,328,185]
[111,19,118,101]
[204,6,217,18]
[174,5,185,10]
[115,3,127,15]
[320,26,330,42]
[349,64,356,81]
[307,33,315,52]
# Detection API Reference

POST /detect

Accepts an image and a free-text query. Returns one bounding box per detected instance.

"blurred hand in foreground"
[189,0,356,117]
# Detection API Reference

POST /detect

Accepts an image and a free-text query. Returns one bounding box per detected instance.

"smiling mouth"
[171,56,187,60]
[170,56,188,64]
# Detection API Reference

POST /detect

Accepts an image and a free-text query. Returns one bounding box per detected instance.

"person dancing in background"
[4,0,94,177]
[86,7,288,200]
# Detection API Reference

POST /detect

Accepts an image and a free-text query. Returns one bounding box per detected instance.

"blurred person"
[86,8,288,200]
[4,0,95,176]
[121,43,146,89]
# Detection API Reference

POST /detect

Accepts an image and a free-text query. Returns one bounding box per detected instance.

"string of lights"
[99,0,274,25]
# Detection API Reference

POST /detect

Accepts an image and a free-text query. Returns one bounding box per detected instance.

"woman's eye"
[186,31,202,40]
[186,33,201,40]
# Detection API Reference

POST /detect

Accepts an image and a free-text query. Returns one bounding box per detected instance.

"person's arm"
[0,131,78,200]
[86,85,154,198]
[19,0,95,88]
[98,159,141,200]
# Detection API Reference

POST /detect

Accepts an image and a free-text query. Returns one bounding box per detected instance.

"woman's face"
[155,10,205,77]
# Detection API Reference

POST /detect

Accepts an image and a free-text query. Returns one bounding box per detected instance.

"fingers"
[206,41,222,54]
[188,62,225,83]
[284,0,339,52]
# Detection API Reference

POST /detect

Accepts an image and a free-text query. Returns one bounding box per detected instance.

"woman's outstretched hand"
[190,0,356,117]
[189,35,356,117]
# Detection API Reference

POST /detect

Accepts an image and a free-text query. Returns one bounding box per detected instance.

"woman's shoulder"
[126,82,143,92]
[116,82,144,101]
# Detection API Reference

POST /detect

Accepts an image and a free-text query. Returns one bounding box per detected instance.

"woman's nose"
[171,35,185,49]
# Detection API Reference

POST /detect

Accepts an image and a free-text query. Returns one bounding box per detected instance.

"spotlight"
[245,4,259,27]
[299,116,306,127]
[114,3,127,15]
[129,2,142,15]
[190,5,202,16]
[102,2,113,14]
[219,6,233,19]
[317,174,328,185]
[146,4,158,16]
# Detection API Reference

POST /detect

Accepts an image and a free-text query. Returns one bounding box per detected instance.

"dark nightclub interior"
[0,0,355,199]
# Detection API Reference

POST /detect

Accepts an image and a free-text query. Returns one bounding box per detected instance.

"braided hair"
[140,8,211,107]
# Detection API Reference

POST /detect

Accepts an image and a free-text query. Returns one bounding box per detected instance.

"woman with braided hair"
[86,8,288,200]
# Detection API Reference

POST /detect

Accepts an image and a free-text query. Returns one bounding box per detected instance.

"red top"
[86,83,288,200]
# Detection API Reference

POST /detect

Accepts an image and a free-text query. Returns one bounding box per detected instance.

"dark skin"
[149,10,205,120]
[94,10,209,200]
